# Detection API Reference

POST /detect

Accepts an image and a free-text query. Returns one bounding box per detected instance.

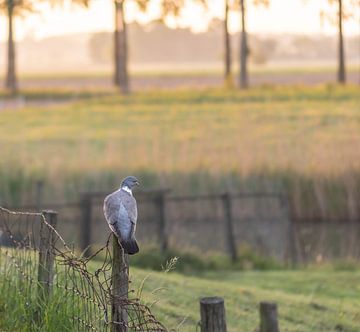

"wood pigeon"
[103,176,140,255]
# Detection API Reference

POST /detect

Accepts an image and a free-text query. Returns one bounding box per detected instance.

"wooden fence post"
[80,194,92,257]
[259,302,279,332]
[221,193,237,262]
[111,234,129,332]
[37,210,57,309]
[156,192,168,252]
[35,180,44,212]
[282,195,298,267]
[200,297,227,332]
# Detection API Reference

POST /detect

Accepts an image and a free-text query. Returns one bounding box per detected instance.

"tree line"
[0,0,359,95]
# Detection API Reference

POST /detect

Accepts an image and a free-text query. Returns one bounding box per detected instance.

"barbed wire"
[0,206,167,331]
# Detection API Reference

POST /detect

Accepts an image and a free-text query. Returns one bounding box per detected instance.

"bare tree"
[337,0,345,83]
[113,0,155,94]
[114,0,129,93]
[112,0,204,94]
[236,0,269,89]
[224,0,233,86]
[0,0,89,95]
[112,0,170,94]
[5,0,17,93]
[238,0,248,88]
[321,0,359,84]
[333,0,359,83]
[0,0,33,94]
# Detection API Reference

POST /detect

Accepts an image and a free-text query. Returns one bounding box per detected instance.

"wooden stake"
[80,194,92,257]
[200,297,227,332]
[222,193,237,262]
[111,234,129,332]
[157,193,168,252]
[259,301,279,332]
[36,210,57,321]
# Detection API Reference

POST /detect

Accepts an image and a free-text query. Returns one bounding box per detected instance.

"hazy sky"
[1,0,359,42]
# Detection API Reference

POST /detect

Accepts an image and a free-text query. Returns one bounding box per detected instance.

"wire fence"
[3,187,360,265]
[0,206,166,331]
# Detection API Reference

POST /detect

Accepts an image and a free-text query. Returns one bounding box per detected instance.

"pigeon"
[103,176,140,255]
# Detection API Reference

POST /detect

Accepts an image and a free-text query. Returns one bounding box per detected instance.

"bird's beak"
[135,180,140,186]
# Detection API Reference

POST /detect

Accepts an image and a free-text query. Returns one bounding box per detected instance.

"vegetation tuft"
[129,246,282,273]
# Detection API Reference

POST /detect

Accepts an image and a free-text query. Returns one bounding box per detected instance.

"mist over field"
[1,21,359,74]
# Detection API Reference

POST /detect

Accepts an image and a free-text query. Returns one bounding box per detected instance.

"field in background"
[116,267,359,331]
[0,65,359,90]
[0,85,360,220]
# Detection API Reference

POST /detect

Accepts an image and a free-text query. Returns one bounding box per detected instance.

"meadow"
[1,262,359,331]
[132,267,360,331]
[0,84,360,220]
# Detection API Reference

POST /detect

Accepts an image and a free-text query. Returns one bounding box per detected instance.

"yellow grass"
[0,85,359,205]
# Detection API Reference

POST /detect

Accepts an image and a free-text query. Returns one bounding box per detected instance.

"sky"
[0,0,359,42]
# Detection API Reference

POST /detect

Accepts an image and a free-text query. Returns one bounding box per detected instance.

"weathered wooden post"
[156,191,168,252]
[111,234,129,332]
[282,195,298,267]
[35,180,44,212]
[80,193,92,256]
[37,210,57,315]
[200,297,227,332]
[259,302,279,332]
[221,193,237,262]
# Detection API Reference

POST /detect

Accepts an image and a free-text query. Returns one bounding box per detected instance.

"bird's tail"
[119,238,139,255]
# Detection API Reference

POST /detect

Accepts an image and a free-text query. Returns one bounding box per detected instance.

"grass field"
[1,260,359,331]
[131,267,360,331]
[1,85,360,217]
[1,85,359,175]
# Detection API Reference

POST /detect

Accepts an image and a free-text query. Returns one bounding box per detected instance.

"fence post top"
[200,297,224,305]
[260,301,277,308]
[41,210,57,216]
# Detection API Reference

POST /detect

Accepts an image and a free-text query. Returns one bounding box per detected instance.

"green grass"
[126,267,360,331]
[0,250,76,332]
[125,247,360,331]
[129,246,282,272]
[0,282,76,332]
[2,261,358,331]
[0,85,360,218]
[0,248,114,332]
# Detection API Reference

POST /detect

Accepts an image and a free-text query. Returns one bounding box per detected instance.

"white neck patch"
[121,186,132,195]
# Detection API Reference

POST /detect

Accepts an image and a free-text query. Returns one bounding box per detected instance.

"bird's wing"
[103,192,133,240]
[119,191,138,227]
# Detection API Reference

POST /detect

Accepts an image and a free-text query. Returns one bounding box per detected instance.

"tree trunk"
[337,0,346,83]
[239,0,248,89]
[114,0,129,94]
[224,0,233,87]
[5,1,18,94]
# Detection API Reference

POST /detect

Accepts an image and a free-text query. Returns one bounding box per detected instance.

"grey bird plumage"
[103,176,140,255]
